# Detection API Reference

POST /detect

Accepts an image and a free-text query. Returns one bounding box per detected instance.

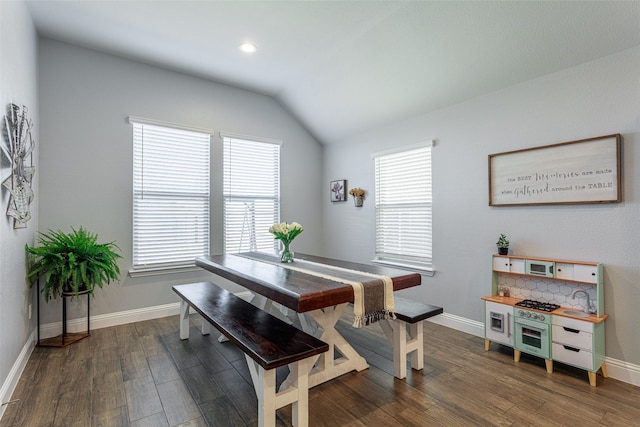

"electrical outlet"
[28,304,32,320]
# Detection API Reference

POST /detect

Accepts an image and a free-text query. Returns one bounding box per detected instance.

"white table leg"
[299,303,369,388]
[297,312,322,336]
[252,294,293,324]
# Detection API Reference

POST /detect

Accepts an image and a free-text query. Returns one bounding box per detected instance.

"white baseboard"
[38,290,255,339]
[0,329,36,420]
[39,302,182,339]
[428,312,485,338]
[604,357,640,387]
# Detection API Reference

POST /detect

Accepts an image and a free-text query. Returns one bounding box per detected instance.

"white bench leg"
[245,355,314,427]
[408,321,424,371]
[179,302,213,339]
[289,358,312,427]
[380,319,425,379]
[179,301,190,340]
[245,355,277,427]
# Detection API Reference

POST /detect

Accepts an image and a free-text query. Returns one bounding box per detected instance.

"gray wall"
[323,46,640,365]
[37,39,324,324]
[3,14,639,398]
[0,0,39,410]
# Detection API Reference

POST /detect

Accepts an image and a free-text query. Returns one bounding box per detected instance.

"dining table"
[195,252,422,387]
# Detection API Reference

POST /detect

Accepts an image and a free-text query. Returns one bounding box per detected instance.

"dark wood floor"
[2,308,639,426]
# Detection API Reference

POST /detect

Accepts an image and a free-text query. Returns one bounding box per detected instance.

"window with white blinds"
[373,142,433,273]
[132,120,211,271]
[223,135,280,254]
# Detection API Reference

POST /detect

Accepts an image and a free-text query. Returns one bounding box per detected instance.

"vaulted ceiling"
[25,1,640,144]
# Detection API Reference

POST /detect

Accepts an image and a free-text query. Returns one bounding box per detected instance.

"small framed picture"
[330,179,347,202]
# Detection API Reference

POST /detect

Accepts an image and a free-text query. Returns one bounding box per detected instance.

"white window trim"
[219,131,283,147]
[128,264,203,278]
[128,115,215,135]
[372,140,435,276]
[372,259,435,276]
[222,134,281,254]
[370,140,433,159]
[129,117,212,274]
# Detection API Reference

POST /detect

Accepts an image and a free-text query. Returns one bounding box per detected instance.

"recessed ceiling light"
[239,42,257,53]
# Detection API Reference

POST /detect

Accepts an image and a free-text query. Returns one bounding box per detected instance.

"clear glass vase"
[280,241,294,263]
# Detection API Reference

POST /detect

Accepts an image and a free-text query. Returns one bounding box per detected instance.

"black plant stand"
[37,283,91,347]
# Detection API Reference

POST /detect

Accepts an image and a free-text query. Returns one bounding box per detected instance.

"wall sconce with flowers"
[348,188,365,207]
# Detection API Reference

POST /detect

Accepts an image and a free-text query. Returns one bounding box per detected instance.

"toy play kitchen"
[482,254,608,386]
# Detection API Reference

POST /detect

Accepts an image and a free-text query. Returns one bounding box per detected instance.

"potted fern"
[25,227,122,302]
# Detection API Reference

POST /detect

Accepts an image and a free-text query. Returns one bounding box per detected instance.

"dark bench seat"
[394,298,444,323]
[379,296,443,379]
[173,281,328,427]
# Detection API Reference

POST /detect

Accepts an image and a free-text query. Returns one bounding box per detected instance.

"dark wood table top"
[195,252,422,313]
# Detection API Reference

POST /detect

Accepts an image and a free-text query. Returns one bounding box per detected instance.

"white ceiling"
[25,1,640,145]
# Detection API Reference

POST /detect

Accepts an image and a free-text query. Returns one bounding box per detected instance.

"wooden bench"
[379,297,443,379]
[173,282,329,427]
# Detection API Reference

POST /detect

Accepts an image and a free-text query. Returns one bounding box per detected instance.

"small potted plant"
[25,227,122,302]
[496,233,509,255]
[348,187,365,207]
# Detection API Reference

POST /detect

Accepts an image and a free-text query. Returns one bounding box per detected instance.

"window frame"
[372,141,434,275]
[129,116,213,277]
[221,132,282,255]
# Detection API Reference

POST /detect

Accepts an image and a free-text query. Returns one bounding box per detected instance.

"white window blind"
[374,143,432,271]
[223,135,280,253]
[132,121,211,270]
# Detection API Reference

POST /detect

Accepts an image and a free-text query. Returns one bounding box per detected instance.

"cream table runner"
[238,253,395,327]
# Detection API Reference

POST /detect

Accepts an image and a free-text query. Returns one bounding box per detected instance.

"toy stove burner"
[514,299,560,312]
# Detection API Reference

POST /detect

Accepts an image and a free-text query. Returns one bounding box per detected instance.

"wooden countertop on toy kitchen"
[481,295,608,324]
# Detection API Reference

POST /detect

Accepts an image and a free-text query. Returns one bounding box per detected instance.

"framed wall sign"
[330,179,347,202]
[489,134,621,206]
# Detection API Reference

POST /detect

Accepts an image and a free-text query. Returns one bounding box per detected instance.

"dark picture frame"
[489,134,621,206]
[330,179,347,202]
